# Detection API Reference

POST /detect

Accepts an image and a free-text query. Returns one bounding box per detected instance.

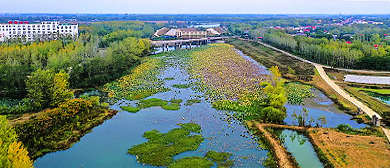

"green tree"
[25,69,54,110]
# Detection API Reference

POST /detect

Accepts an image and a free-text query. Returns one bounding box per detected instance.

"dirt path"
[8,110,46,126]
[253,122,293,168]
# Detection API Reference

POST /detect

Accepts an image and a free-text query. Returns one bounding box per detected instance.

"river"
[34,46,365,168]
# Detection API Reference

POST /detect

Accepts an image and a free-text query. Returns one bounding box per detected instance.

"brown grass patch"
[309,128,390,168]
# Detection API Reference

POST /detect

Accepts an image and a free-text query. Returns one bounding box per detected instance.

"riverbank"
[247,121,390,168]
[14,98,118,159]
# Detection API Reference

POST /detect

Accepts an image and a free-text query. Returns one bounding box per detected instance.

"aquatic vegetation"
[188,44,267,101]
[161,99,183,110]
[168,156,214,168]
[162,103,181,111]
[170,99,183,104]
[120,106,141,113]
[172,84,192,89]
[285,83,315,105]
[177,123,202,133]
[167,150,234,168]
[164,77,175,80]
[137,98,168,108]
[205,150,233,162]
[184,99,202,106]
[103,58,169,101]
[127,123,204,166]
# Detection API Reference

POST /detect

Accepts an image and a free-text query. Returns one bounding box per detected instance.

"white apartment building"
[0,21,78,42]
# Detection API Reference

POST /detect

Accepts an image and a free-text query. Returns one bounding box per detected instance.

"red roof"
[303,29,311,32]
[374,44,378,47]
[19,21,23,24]
[346,41,352,44]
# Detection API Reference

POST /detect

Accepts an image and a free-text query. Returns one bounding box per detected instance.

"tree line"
[260,30,390,71]
[0,21,153,115]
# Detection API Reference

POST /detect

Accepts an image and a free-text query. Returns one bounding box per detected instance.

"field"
[309,128,390,168]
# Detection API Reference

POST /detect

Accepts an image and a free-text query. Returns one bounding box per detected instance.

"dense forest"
[0,21,155,115]
[261,30,390,71]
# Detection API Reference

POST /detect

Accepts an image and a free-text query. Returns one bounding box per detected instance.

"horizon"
[2,0,390,15]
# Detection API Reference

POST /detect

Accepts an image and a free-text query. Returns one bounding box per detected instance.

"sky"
[1,0,390,14]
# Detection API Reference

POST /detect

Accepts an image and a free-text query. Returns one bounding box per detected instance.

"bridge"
[151,36,235,50]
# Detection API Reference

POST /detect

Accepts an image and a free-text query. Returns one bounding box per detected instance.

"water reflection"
[275,129,324,168]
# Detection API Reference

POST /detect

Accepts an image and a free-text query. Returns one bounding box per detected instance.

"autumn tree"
[50,70,74,107]
[0,116,33,168]
[260,66,288,123]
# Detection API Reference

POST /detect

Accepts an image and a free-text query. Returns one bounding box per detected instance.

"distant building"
[0,21,79,42]
[154,27,226,39]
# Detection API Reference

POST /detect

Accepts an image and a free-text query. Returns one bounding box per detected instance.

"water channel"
[34,46,365,167]
[274,129,324,168]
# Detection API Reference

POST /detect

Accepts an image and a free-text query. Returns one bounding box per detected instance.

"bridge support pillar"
[372,115,381,126]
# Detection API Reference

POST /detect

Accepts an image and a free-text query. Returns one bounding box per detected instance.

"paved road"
[382,127,390,143]
[249,39,382,119]
[314,64,382,119]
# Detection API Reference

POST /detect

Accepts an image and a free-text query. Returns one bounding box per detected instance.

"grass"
[335,124,386,137]
[358,88,390,95]
[172,84,192,89]
[184,99,202,106]
[137,98,168,108]
[120,106,141,113]
[127,123,204,167]
[342,85,390,115]
[309,127,390,168]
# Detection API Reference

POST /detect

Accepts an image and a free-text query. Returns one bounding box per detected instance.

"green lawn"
[358,88,390,95]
